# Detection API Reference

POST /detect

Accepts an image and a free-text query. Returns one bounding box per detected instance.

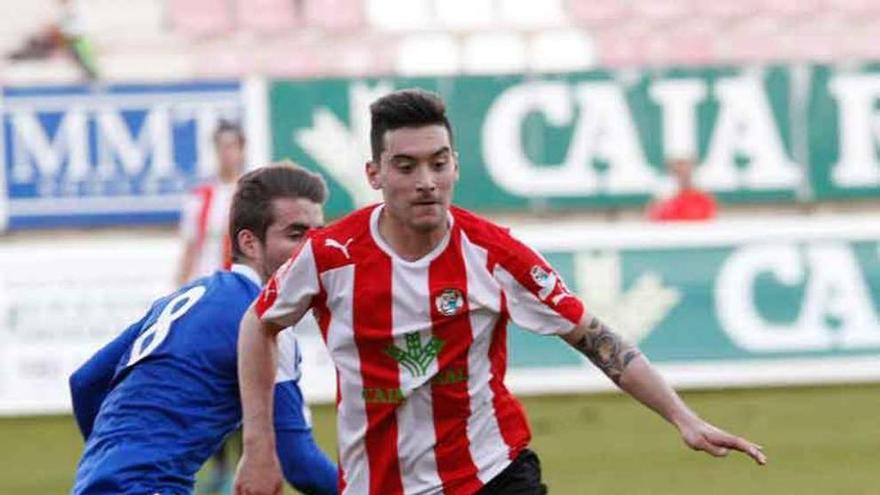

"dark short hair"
[214,120,246,146]
[229,162,327,261]
[369,88,454,162]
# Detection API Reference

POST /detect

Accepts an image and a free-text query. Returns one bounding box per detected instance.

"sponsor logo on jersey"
[384,332,444,377]
[325,237,353,259]
[435,288,464,317]
[361,367,469,404]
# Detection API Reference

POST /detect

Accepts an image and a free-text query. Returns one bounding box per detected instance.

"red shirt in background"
[647,188,717,222]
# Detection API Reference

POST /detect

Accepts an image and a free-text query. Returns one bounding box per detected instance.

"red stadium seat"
[236,0,298,34]
[303,0,363,30]
[760,0,821,18]
[630,0,690,24]
[167,0,233,37]
[567,0,629,26]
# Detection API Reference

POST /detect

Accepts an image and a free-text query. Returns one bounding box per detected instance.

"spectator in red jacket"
[647,157,717,222]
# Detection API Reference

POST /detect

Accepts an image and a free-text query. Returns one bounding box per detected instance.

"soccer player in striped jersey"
[176,121,245,286]
[69,165,337,495]
[235,90,767,495]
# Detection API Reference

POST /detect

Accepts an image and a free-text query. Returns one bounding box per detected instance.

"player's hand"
[233,449,283,495]
[678,417,767,465]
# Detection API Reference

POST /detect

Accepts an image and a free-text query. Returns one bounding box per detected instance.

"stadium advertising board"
[0,234,332,415]
[270,64,880,218]
[0,81,245,230]
[809,63,880,200]
[506,216,880,393]
[4,218,879,415]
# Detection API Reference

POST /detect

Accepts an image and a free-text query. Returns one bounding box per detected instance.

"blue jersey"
[69,265,336,495]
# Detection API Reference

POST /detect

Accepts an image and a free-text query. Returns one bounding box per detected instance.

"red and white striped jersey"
[179,181,234,280]
[256,204,584,495]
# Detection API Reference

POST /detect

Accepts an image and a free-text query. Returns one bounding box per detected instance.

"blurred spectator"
[7,0,99,80]
[176,121,246,285]
[647,157,717,222]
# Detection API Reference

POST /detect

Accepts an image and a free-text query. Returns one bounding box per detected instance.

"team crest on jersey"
[530,265,564,302]
[435,288,464,317]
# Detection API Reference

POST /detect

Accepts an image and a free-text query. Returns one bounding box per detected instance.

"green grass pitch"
[1,383,877,494]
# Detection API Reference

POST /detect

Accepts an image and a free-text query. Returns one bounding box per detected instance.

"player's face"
[215,131,245,178]
[367,125,459,233]
[258,197,324,280]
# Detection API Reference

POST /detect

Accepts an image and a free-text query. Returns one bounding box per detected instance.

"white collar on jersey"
[369,203,454,266]
[230,263,263,288]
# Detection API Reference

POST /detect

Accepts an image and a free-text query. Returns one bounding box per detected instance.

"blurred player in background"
[234,89,766,495]
[69,165,338,495]
[647,156,717,222]
[7,0,98,80]
[176,120,247,286]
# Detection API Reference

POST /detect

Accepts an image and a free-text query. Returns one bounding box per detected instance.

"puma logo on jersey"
[325,237,353,259]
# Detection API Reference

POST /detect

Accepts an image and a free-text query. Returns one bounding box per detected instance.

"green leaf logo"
[385,332,444,377]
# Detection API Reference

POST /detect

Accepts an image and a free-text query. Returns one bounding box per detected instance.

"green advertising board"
[809,63,880,200]
[270,64,880,218]
[498,218,880,393]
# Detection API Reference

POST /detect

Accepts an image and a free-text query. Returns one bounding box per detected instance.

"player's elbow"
[68,366,87,400]
[277,433,338,495]
[280,461,337,495]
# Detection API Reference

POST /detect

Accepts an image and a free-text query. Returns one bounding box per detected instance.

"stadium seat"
[760,0,821,17]
[567,0,629,26]
[302,0,363,30]
[85,0,168,48]
[715,19,786,64]
[828,0,878,16]
[461,32,527,74]
[629,0,689,24]
[781,15,842,62]
[236,0,298,34]
[167,0,233,37]
[396,33,460,75]
[323,36,395,76]
[643,22,716,66]
[191,42,260,77]
[527,29,595,73]
[697,0,756,19]
[434,0,494,30]
[593,31,646,68]
[497,0,566,30]
[366,0,433,31]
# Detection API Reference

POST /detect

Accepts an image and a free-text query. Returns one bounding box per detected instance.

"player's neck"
[378,209,448,262]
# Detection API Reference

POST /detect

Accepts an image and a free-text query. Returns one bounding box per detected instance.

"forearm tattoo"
[573,316,642,384]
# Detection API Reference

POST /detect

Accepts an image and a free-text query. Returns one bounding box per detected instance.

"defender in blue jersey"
[69,165,337,495]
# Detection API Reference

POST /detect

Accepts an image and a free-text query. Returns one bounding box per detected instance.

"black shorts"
[477,449,548,495]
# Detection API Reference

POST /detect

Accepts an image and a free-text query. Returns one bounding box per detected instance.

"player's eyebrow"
[390,146,451,162]
[285,222,314,232]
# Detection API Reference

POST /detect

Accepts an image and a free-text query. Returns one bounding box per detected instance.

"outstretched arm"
[69,320,144,439]
[561,313,767,465]
[234,306,286,495]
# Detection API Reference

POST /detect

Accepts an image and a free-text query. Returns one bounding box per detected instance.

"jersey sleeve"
[275,429,338,494]
[255,238,321,329]
[491,230,584,335]
[68,313,149,439]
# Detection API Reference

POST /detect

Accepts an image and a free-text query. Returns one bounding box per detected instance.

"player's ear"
[237,229,261,260]
[365,160,382,190]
